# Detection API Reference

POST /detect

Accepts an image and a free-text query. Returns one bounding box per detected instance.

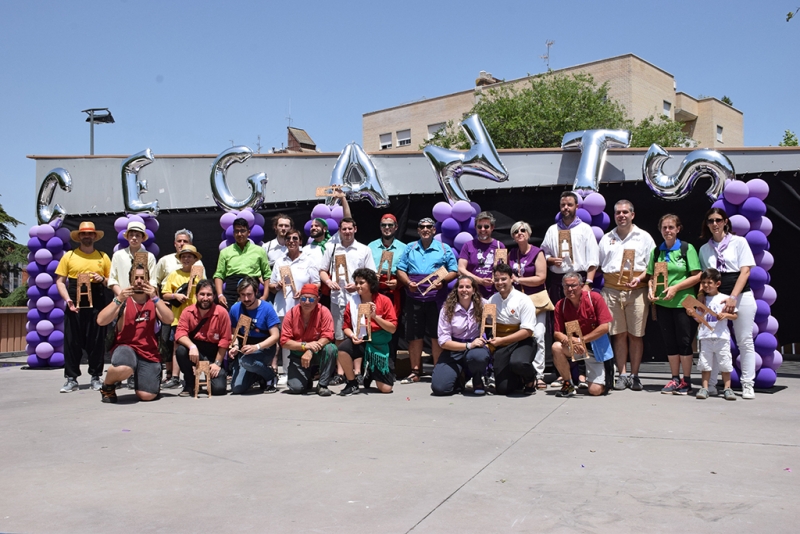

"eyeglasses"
[476,225,492,230]
[563,283,581,290]
[299,296,317,303]
[380,223,396,228]
[418,224,434,230]
[707,218,725,224]
[512,228,527,235]
[286,236,301,242]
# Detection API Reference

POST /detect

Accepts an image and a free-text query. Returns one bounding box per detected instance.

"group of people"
[53,189,760,402]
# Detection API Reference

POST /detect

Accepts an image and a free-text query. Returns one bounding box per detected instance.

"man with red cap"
[368,213,406,362]
[280,284,338,396]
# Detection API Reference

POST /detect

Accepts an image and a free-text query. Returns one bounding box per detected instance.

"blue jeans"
[230,345,277,394]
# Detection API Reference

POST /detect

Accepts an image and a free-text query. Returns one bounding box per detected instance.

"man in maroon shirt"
[174,280,231,396]
[280,284,337,396]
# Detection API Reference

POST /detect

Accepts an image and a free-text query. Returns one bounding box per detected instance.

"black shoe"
[339,381,360,396]
[329,374,344,386]
[316,385,332,397]
[556,382,576,398]
[356,374,364,387]
[100,383,118,403]
[126,377,135,390]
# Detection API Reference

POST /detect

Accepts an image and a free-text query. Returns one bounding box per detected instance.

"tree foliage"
[779,129,799,146]
[721,95,733,106]
[0,197,28,306]
[422,72,690,150]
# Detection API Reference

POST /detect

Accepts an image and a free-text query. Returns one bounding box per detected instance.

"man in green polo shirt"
[214,218,271,308]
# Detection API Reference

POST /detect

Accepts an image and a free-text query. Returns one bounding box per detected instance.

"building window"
[662,100,671,117]
[396,129,411,147]
[716,125,723,143]
[379,133,392,150]
[427,122,446,139]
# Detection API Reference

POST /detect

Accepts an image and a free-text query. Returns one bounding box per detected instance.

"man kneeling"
[98,264,174,403]
[174,280,230,397]
[281,284,338,396]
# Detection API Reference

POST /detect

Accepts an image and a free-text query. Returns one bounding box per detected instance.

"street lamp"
[81,108,115,155]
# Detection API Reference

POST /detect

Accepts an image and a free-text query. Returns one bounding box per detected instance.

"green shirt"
[646,241,701,308]
[213,241,271,281]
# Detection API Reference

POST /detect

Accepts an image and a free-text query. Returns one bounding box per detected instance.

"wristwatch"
[301,342,307,352]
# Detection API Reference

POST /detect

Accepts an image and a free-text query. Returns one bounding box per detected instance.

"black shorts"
[404,299,439,342]
[655,305,698,356]
[111,345,162,395]
[338,338,396,386]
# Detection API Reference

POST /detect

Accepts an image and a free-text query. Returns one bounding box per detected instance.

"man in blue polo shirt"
[368,213,407,363]
[396,217,458,383]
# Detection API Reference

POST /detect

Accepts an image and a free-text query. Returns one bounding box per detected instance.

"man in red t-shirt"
[552,271,613,398]
[280,284,337,396]
[97,263,174,403]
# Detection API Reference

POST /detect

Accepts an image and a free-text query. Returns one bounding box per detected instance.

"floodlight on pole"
[81,108,115,155]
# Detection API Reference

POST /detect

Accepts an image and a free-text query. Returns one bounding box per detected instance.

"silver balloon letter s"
[561,129,631,192]
[121,149,159,216]
[423,114,509,205]
[36,168,72,226]
[642,144,734,202]
[210,146,267,211]
[327,142,389,208]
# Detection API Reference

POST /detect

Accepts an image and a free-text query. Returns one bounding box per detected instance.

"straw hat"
[175,244,202,261]
[70,221,104,242]
[124,221,147,240]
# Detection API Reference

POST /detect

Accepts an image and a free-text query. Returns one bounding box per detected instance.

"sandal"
[401,370,421,384]
[550,379,563,388]
[536,379,547,390]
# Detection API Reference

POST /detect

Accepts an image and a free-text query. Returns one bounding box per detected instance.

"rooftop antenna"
[256,135,262,154]
[541,39,555,70]
[286,100,293,127]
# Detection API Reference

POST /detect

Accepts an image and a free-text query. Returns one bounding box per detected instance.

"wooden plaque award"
[334,255,349,285]
[681,295,718,330]
[653,262,669,299]
[418,266,448,296]
[356,303,372,341]
[76,273,93,308]
[557,230,573,262]
[565,320,589,361]
[618,249,636,285]
[493,248,508,266]
[279,266,296,298]
[130,252,150,287]
[232,315,252,349]
[481,303,497,339]
[187,265,204,299]
[193,360,212,399]
[315,185,341,197]
[378,250,394,282]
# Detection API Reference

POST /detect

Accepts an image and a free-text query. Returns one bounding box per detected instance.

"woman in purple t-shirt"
[509,220,548,388]
[457,211,505,299]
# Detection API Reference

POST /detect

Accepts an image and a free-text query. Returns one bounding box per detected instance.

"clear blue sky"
[2,0,798,239]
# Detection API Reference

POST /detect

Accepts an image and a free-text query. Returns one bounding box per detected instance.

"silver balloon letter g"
[642,144,734,202]
[423,114,509,205]
[121,149,159,216]
[36,167,72,226]
[561,129,631,192]
[210,146,267,211]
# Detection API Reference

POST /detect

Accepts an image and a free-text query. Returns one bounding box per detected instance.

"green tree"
[0,197,28,306]
[779,129,799,146]
[422,72,690,150]
[721,95,733,106]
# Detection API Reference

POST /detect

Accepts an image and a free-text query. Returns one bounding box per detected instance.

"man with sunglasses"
[395,217,458,383]
[213,218,271,308]
[458,211,505,298]
[368,214,407,360]
[280,284,338,396]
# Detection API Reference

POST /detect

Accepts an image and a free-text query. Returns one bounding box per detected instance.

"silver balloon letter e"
[121,149,159,216]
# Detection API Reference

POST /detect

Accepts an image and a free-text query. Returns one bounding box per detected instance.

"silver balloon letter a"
[423,114,509,205]
[328,142,389,208]
[121,149,159,216]
[561,129,631,192]
[210,146,267,211]
[36,168,72,226]
[642,144,734,202]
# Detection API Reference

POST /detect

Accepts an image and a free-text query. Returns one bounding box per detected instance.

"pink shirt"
[438,301,480,345]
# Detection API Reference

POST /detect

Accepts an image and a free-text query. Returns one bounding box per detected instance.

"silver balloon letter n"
[36,167,72,226]
[423,114,509,205]
[328,142,389,208]
[561,129,631,192]
[210,146,267,211]
[121,149,159,216]
[642,144,734,202]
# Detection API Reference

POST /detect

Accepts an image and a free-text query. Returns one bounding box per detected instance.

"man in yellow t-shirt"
[55,221,112,393]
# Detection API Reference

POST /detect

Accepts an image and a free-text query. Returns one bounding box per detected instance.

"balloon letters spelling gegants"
[210,146,267,211]
[121,149,159,216]
[36,168,72,226]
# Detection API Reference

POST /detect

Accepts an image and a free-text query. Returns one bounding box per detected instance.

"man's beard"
[198,300,212,310]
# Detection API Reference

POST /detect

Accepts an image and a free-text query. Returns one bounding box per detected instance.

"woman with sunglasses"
[698,208,757,399]
[457,211,505,299]
[432,276,491,395]
[508,221,548,389]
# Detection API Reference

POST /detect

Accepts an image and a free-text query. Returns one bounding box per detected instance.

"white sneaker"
[60,378,78,393]
[277,374,288,386]
[742,383,755,400]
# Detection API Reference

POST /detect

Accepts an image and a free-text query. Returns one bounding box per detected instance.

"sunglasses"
[512,228,527,235]
[418,224,434,230]
[707,218,725,224]
[380,223,396,228]
[476,225,492,230]
[286,236,301,242]
[299,296,317,303]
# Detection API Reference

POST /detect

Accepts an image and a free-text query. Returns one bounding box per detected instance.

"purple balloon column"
[219,207,266,251]
[713,178,780,388]
[431,200,480,258]
[113,213,161,258]
[303,203,343,244]
[552,192,610,289]
[25,222,71,368]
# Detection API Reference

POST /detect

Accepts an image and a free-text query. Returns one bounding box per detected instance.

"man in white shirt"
[107,221,157,295]
[262,214,293,269]
[153,229,205,291]
[597,200,656,392]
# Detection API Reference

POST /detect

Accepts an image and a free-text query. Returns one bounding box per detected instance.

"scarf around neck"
[709,233,732,272]
[659,239,682,261]
[557,217,582,231]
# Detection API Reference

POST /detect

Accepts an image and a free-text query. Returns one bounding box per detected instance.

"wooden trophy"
[315,185,341,197]
[187,265,204,299]
[232,315,252,349]
[194,360,212,398]
[493,248,508,266]
[681,295,719,330]
[481,303,497,339]
[565,320,589,361]
[653,262,669,299]
[418,266,448,296]
[378,250,394,282]
[557,230,573,265]
[130,251,150,288]
[617,249,636,285]
[279,266,296,299]
[334,255,349,285]
[76,273,93,308]
[356,303,372,341]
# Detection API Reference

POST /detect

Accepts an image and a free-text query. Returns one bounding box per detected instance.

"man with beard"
[174,280,230,396]
[55,221,111,393]
[214,218,271,308]
[262,214,294,269]
[368,214,406,360]
[458,211,505,299]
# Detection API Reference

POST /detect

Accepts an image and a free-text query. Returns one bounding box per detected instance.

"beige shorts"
[601,287,647,337]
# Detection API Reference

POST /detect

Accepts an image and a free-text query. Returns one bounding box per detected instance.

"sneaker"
[316,385,332,397]
[556,382,576,398]
[550,379,564,389]
[630,375,643,391]
[90,376,103,391]
[661,378,680,394]
[472,375,486,396]
[673,378,692,396]
[277,374,288,386]
[487,372,496,389]
[126,377,135,390]
[577,378,589,389]
[723,388,737,401]
[163,376,181,389]
[100,383,117,403]
[60,378,79,393]
[329,375,344,386]
[356,374,365,387]
[696,387,709,400]
[742,383,755,400]
[614,375,629,391]
[339,382,360,396]
[400,371,421,384]
[261,380,278,394]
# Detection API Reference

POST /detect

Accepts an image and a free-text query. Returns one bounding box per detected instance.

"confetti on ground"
[785,468,792,472]
[581,464,585,468]
[406,397,410,401]
[122,429,130,432]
